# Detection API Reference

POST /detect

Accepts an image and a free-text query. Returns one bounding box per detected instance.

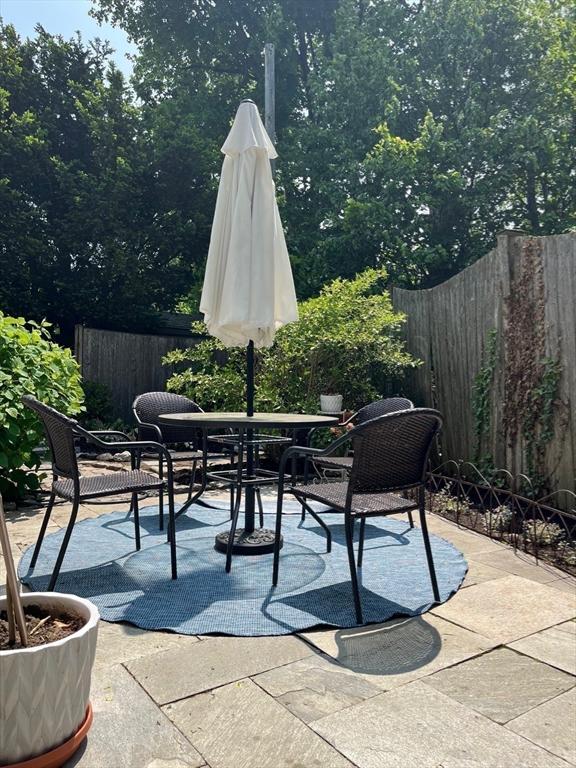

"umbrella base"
[214,528,283,556]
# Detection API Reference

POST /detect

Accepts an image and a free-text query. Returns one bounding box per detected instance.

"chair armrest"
[135,421,164,442]
[278,432,352,481]
[73,425,173,470]
[88,430,132,442]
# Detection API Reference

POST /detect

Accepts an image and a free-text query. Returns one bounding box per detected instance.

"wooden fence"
[393,231,576,499]
[74,326,201,422]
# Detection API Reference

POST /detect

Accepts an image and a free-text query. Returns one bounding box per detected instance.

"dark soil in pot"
[0,605,85,650]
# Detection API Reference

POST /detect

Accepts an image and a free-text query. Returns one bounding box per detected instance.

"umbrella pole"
[244,341,256,533]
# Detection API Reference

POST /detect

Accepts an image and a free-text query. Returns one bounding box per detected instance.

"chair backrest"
[348,408,442,494]
[355,397,414,424]
[22,395,79,480]
[133,391,203,445]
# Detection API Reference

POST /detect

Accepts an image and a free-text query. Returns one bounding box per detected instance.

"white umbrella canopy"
[200,100,298,349]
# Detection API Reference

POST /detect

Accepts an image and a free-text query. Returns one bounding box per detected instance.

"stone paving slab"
[64,664,204,768]
[94,621,200,669]
[430,525,505,556]
[461,558,510,587]
[311,680,572,768]
[300,614,495,688]
[424,647,575,723]
[507,687,576,765]
[164,677,355,768]
[6,520,60,550]
[126,635,313,705]
[472,548,564,584]
[252,651,383,722]
[432,575,576,643]
[509,621,576,676]
[550,577,576,596]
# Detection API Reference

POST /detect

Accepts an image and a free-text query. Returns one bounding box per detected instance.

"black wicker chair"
[23,395,177,590]
[273,408,443,624]
[133,391,234,526]
[312,397,414,475]
[305,396,415,526]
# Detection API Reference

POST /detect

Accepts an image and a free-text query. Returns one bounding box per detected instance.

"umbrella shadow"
[320,615,442,676]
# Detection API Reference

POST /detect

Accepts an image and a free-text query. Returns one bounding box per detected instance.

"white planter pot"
[0,592,99,764]
[320,394,343,413]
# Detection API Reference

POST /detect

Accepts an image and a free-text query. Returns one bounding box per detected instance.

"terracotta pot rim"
[0,703,93,768]
[0,592,100,656]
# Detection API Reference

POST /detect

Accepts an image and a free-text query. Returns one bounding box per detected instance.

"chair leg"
[167,478,177,580]
[225,485,243,573]
[256,487,264,528]
[301,499,331,553]
[272,488,285,586]
[419,503,440,603]
[357,516,366,567]
[407,510,414,528]
[345,514,363,624]
[29,492,56,569]
[158,454,164,532]
[187,459,198,503]
[132,492,141,550]
[300,457,310,521]
[47,496,80,591]
[229,454,235,519]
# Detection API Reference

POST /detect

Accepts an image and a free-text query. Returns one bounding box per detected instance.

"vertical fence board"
[393,232,575,499]
[74,327,201,422]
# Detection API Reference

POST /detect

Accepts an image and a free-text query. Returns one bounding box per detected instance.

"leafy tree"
[0,24,215,341]
[94,0,576,297]
[164,268,417,413]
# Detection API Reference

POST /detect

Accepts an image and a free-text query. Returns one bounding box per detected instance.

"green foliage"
[432,488,471,518]
[95,0,576,299]
[481,505,513,534]
[522,357,562,487]
[81,381,113,426]
[0,313,83,500]
[472,329,498,464]
[2,2,575,327]
[523,519,565,547]
[0,24,215,341]
[165,269,417,413]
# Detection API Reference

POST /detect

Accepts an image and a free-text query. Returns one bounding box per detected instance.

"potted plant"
[0,496,99,767]
[319,375,343,414]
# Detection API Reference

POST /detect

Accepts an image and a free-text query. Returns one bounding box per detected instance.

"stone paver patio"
[2,489,575,768]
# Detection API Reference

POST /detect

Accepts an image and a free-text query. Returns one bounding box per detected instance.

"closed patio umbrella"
[200,99,299,556]
[201,99,298,368]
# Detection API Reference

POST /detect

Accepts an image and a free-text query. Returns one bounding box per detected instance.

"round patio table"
[159,412,338,559]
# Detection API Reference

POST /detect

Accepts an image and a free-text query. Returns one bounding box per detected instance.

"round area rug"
[18,501,467,636]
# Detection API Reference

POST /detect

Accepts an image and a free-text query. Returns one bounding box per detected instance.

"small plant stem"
[0,495,28,646]
[29,615,52,637]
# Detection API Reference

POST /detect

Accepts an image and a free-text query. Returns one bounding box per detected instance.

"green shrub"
[0,314,83,500]
[82,380,114,427]
[481,505,514,534]
[164,268,418,413]
[523,520,565,547]
[432,488,471,518]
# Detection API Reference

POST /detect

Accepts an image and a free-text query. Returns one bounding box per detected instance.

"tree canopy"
[0,0,574,334]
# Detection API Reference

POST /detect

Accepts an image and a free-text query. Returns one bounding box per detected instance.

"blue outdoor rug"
[18,501,467,636]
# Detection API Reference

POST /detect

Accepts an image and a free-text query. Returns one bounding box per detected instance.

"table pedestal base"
[214,528,283,556]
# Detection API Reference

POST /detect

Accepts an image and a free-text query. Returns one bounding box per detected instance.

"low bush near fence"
[429,462,576,577]
[164,268,418,413]
[0,314,83,500]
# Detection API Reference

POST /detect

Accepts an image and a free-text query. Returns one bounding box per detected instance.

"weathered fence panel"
[393,231,576,498]
[74,326,200,422]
